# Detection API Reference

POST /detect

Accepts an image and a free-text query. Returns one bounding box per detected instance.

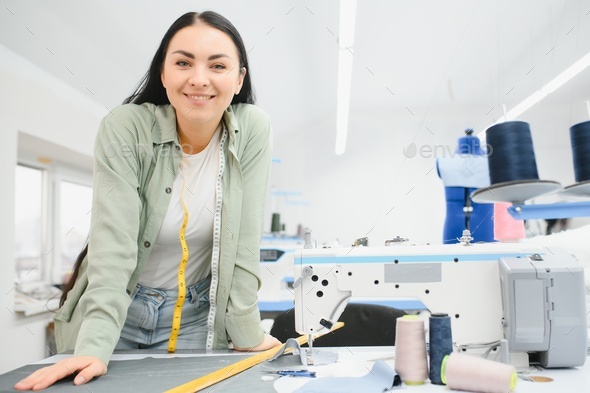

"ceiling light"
[335,0,357,156]
[490,51,590,126]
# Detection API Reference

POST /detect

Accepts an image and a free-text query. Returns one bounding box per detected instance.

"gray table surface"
[0,351,278,393]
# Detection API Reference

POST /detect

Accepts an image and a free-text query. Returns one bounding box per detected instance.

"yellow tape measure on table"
[165,322,345,393]
[168,197,189,353]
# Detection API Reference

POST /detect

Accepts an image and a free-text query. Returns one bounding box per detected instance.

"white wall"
[0,44,105,373]
[272,106,451,247]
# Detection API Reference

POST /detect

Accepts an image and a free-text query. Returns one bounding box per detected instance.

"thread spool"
[270,213,281,233]
[441,353,517,393]
[486,121,539,184]
[471,121,561,203]
[493,202,525,241]
[560,120,590,199]
[394,315,428,385]
[296,224,304,238]
[570,120,590,183]
[428,313,453,385]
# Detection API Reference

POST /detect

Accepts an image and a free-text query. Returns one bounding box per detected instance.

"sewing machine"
[293,240,587,368]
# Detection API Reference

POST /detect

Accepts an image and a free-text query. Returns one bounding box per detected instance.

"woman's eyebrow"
[208,53,230,60]
[171,49,195,59]
[170,50,231,61]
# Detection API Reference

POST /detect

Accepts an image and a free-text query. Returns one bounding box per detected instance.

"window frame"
[15,158,92,286]
[50,165,93,284]
[14,160,49,285]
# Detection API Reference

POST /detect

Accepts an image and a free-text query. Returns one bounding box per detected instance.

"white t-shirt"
[139,126,221,289]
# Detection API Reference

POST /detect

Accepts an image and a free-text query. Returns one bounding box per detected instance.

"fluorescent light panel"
[335,48,354,155]
[339,0,357,48]
[491,51,590,125]
[335,0,357,155]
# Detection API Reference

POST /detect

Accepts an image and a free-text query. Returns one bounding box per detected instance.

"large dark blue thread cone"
[486,121,539,184]
[570,120,590,183]
[429,313,453,385]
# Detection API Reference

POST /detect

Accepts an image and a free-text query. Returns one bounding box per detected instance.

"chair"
[270,303,407,346]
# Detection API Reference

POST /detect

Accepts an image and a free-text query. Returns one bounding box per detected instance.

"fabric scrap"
[293,360,401,393]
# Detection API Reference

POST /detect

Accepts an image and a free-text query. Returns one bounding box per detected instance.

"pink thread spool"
[493,202,525,241]
[441,352,517,393]
[394,315,428,385]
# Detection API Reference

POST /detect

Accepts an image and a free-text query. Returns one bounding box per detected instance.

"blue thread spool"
[570,120,590,183]
[559,120,590,199]
[486,121,538,184]
[471,121,561,204]
[429,313,453,385]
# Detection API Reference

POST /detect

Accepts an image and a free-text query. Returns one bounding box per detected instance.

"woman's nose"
[188,66,209,87]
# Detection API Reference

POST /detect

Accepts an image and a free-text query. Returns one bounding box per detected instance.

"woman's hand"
[14,356,106,391]
[234,334,282,352]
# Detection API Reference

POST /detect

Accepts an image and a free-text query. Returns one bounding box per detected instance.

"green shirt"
[54,102,272,365]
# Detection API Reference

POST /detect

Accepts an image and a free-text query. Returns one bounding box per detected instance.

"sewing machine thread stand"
[457,229,474,245]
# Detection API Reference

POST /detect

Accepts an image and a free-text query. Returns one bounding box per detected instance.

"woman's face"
[161,23,245,132]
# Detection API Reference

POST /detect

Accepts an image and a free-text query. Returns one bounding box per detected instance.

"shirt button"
[175,145,181,151]
[144,241,151,248]
[126,289,131,295]
[165,187,172,194]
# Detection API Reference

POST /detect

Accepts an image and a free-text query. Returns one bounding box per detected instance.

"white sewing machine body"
[293,242,587,368]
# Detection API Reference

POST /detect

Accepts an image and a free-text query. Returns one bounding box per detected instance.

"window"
[59,180,92,277]
[14,163,92,285]
[14,165,44,282]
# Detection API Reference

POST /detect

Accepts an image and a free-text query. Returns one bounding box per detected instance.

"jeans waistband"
[132,274,212,299]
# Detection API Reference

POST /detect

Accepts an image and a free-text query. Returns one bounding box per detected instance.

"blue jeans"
[115,275,211,350]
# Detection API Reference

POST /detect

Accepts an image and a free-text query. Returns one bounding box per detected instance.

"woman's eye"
[212,64,226,70]
[176,61,190,67]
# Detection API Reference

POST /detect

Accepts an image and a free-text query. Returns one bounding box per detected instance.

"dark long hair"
[123,11,255,105]
[59,243,87,307]
[60,11,254,308]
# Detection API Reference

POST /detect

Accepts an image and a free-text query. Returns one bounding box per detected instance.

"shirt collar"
[152,104,177,144]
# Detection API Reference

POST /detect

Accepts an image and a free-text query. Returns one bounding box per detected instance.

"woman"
[16,11,280,390]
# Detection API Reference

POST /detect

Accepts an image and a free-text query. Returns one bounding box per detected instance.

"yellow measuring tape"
[168,195,189,353]
[165,322,345,393]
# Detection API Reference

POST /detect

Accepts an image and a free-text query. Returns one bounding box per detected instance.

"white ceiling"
[1,0,590,144]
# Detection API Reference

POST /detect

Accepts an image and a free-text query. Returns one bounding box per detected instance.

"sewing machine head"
[293,242,587,368]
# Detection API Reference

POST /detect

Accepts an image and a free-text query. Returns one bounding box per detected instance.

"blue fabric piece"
[293,361,401,393]
[260,338,307,372]
[437,155,490,188]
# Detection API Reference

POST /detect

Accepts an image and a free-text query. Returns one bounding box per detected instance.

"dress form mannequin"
[437,129,494,244]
